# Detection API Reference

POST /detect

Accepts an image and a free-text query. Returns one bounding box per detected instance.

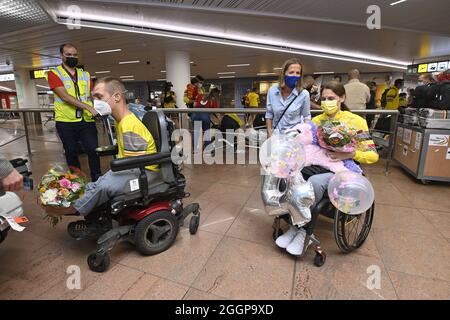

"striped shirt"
[116,113,158,171]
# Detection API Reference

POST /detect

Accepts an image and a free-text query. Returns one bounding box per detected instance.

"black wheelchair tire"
[134,210,179,256]
[333,203,375,253]
[189,214,200,235]
[87,252,110,273]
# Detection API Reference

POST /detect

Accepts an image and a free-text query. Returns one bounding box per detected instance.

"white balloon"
[327,171,375,215]
[259,133,305,178]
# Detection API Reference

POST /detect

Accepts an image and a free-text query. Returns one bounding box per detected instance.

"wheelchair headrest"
[142,110,166,152]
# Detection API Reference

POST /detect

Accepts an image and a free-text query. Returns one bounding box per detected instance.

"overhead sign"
[407,60,449,75]
[30,69,49,79]
[418,64,428,73]
[0,73,15,82]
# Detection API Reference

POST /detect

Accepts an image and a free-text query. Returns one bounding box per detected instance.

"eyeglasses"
[320,96,339,101]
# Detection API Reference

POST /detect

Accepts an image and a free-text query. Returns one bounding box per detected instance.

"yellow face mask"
[321,100,339,115]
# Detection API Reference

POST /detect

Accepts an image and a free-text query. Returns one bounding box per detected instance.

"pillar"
[14,68,40,124]
[165,51,190,129]
[14,68,39,109]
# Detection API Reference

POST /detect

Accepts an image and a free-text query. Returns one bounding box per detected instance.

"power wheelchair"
[72,110,200,272]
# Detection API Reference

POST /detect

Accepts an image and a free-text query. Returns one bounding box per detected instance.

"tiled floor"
[0,121,449,300]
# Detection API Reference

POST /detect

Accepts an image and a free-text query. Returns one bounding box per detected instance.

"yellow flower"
[39,187,47,193]
[58,188,71,198]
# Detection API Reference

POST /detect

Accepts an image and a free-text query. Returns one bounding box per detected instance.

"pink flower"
[71,182,81,192]
[59,178,71,188]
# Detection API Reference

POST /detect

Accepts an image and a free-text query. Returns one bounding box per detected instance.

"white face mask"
[93,99,112,116]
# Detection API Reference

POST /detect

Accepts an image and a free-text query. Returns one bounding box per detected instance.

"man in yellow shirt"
[246,87,260,127]
[43,78,160,238]
[384,79,404,110]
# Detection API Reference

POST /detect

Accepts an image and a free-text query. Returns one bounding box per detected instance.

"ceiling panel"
[0,0,449,86]
[0,0,51,34]
[85,0,450,36]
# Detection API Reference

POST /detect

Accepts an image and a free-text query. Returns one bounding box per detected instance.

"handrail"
[0,107,399,115]
[0,107,398,174]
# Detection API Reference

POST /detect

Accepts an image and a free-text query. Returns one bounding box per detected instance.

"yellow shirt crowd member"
[247,91,260,107]
[225,113,245,127]
[313,110,379,165]
[385,85,400,110]
[116,113,159,171]
[162,91,177,108]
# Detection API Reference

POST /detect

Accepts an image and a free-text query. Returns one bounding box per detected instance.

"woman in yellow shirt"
[276,81,378,254]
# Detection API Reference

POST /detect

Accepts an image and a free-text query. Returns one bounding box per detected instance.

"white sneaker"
[286,228,309,256]
[275,226,299,249]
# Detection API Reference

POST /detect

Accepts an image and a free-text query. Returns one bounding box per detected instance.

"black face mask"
[65,57,78,68]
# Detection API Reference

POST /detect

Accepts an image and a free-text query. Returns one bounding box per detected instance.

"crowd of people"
[3,41,447,246]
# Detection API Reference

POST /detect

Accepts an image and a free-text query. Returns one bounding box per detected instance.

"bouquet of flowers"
[317,120,359,153]
[39,166,86,226]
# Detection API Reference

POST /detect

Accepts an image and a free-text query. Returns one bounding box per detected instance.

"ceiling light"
[56,15,408,69]
[157,78,166,81]
[120,75,134,78]
[190,61,194,64]
[161,70,166,73]
[257,72,277,76]
[273,67,282,70]
[227,64,250,67]
[217,72,236,75]
[36,84,50,89]
[95,70,111,74]
[122,78,135,81]
[0,85,14,92]
[313,71,335,75]
[390,0,407,5]
[96,48,122,54]
[0,73,15,81]
[118,60,140,64]
[219,76,235,79]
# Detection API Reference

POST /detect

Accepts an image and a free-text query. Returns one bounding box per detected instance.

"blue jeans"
[56,120,101,181]
[191,112,211,152]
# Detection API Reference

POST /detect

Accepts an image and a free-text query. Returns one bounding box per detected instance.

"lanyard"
[61,65,81,100]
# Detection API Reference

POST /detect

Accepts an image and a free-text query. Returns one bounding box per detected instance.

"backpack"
[183,84,196,104]
[430,81,450,110]
[380,88,389,109]
[412,83,437,109]
[187,84,196,100]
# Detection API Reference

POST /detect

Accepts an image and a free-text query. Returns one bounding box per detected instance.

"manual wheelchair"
[270,168,375,267]
[71,110,200,272]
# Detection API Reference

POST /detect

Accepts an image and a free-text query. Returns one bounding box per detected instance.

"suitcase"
[418,117,450,129]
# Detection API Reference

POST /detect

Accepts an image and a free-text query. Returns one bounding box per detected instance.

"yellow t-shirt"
[312,111,379,165]
[116,113,158,171]
[247,92,260,107]
[385,86,400,110]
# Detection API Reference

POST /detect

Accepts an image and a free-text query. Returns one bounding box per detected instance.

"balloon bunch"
[260,132,315,227]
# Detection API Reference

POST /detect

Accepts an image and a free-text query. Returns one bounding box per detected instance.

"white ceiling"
[0,0,449,89]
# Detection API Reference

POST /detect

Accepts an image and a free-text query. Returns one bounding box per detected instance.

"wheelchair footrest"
[96,226,132,254]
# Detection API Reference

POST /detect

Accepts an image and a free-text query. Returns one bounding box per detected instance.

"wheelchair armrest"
[96,145,118,157]
[110,152,172,172]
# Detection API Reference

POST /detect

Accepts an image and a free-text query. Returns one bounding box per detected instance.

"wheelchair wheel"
[333,203,375,253]
[87,252,110,273]
[189,213,200,235]
[134,210,179,256]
